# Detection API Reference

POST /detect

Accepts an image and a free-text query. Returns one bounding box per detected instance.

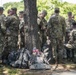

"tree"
[24,0,40,52]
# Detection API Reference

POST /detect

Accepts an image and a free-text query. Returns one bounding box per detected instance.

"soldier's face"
[9,11,12,15]
[42,13,47,18]
[10,10,15,15]
[8,10,13,15]
[0,10,3,14]
[68,15,72,18]
[39,13,45,18]
[19,14,24,18]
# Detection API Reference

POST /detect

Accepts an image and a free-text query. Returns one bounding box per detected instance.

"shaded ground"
[0,63,76,75]
[52,70,76,75]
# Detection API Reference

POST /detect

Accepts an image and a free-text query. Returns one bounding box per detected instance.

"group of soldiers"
[0,7,24,60]
[38,8,76,63]
[0,6,76,64]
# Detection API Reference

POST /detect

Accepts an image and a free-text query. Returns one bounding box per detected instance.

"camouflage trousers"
[20,33,25,48]
[1,35,18,60]
[50,37,64,63]
[0,33,6,59]
[0,39,4,54]
[6,35,18,51]
[39,31,46,49]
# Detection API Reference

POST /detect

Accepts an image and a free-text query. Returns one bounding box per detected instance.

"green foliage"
[37,0,76,19]
[3,1,24,15]
[3,0,76,19]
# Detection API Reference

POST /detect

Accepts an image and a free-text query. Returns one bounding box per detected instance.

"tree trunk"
[24,0,40,52]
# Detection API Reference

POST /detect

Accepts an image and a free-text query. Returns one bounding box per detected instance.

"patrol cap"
[41,10,47,16]
[0,7,4,11]
[68,12,72,16]
[54,7,60,13]
[11,7,17,11]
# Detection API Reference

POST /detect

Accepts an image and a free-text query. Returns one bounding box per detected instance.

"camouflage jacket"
[48,14,66,39]
[19,18,25,37]
[37,17,47,33]
[0,14,6,34]
[19,18,24,30]
[6,15,19,36]
[67,28,76,48]
[69,29,76,43]
[66,18,75,31]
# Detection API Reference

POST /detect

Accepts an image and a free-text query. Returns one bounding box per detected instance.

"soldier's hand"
[68,40,73,44]
[63,36,65,43]
[41,26,46,30]
[47,36,49,40]
[38,31,40,35]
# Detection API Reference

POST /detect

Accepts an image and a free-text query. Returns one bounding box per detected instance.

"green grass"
[0,65,21,75]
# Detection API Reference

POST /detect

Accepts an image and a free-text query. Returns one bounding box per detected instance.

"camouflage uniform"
[0,8,6,58]
[37,17,47,49]
[19,17,25,48]
[65,18,75,43]
[6,14,19,51]
[67,25,76,60]
[66,18,75,30]
[48,10,66,62]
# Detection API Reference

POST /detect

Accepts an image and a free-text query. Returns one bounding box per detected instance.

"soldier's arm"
[0,14,6,35]
[45,20,48,28]
[37,18,42,30]
[61,17,66,42]
[62,17,66,38]
[1,14,6,29]
[47,17,52,36]
[37,18,41,25]
[42,19,47,30]
[68,31,73,43]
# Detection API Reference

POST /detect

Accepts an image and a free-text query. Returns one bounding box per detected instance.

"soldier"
[1,8,19,63]
[18,11,25,48]
[0,7,6,60]
[67,21,76,62]
[65,12,75,43]
[5,8,19,51]
[66,12,75,31]
[11,7,18,18]
[48,7,66,63]
[1,9,13,62]
[37,10,47,49]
